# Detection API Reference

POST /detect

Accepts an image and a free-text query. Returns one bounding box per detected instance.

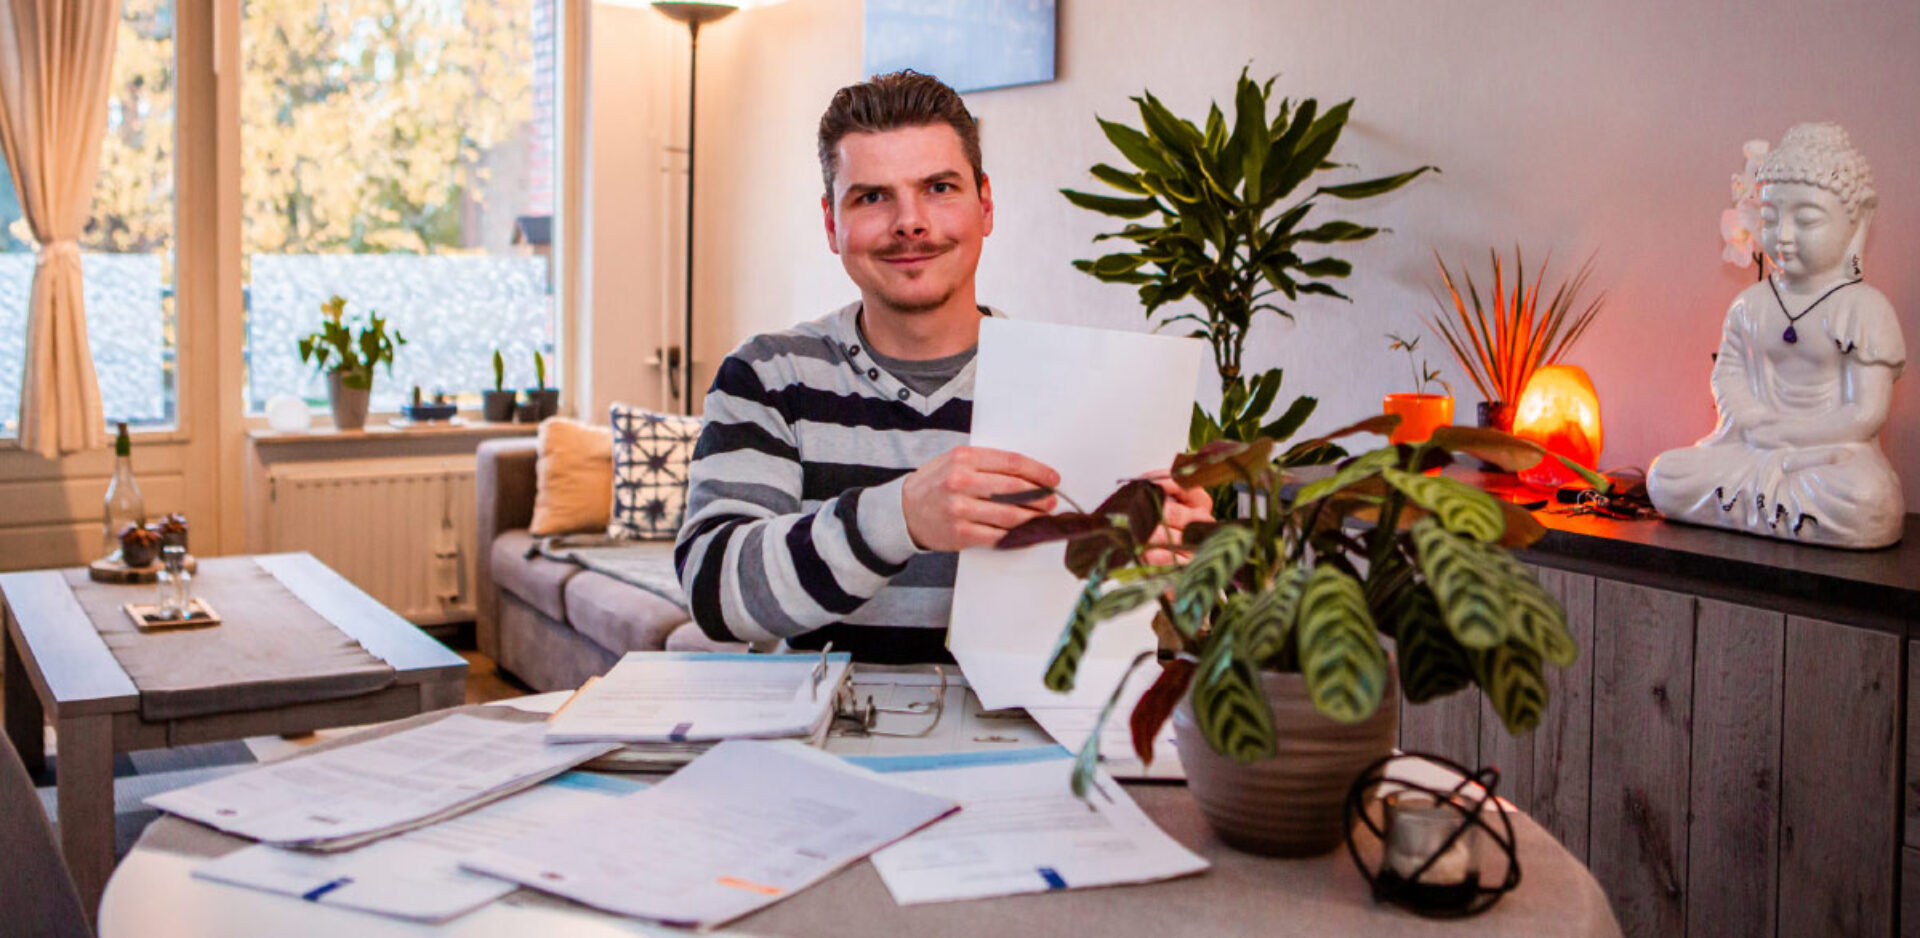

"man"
[674,70,1204,663]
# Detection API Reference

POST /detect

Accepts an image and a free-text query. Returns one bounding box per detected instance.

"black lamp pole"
[651,2,736,416]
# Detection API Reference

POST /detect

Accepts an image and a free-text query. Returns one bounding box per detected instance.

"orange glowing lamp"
[1510,365,1602,487]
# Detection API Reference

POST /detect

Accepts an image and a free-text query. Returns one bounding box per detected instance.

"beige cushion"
[530,418,614,536]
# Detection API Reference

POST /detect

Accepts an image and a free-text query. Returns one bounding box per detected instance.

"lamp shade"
[1510,364,1602,487]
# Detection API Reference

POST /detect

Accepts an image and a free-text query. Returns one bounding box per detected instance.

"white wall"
[597,0,1920,504]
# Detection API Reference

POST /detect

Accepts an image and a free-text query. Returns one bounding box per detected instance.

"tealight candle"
[1383,791,1479,888]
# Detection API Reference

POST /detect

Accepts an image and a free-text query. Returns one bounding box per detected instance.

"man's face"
[822,124,993,319]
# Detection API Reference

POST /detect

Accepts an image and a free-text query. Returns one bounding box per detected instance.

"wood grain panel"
[1686,599,1783,938]
[0,437,194,481]
[1779,616,1899,938]
[0,472,187,527]
[0,523,107,573]
[1400,686,1480,772]
[1590,579,1694,938]
[1903,846,1920,938]
[1908,641,1920,852]
[1529,566,1596,862]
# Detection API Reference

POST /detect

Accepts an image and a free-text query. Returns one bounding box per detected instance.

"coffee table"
[1,551,467,919]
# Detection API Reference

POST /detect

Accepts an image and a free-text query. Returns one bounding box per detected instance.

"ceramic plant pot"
[327,371,371,431]
[1173,668,1399,857]
[482,390,519,422]
[525,388,560,420]
[1382,393,1454,445]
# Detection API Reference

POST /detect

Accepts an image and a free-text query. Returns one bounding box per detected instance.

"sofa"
[476,437,741,692]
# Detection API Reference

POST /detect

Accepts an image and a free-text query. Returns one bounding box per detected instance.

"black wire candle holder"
[1342,751,1522,918]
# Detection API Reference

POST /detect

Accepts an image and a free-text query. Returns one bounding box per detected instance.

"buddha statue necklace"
[1767,275,1862,344]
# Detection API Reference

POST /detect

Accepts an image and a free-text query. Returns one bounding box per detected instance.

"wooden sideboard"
[1399,480,1920,938]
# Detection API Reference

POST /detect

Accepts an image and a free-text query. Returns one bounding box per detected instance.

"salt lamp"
[1510,365,1602,487]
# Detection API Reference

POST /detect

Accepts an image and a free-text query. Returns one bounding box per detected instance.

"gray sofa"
[476,437,739,692]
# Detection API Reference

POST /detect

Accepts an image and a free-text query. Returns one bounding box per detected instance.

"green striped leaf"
[1410,517,1508,649]
[1380,467,1506,543]
[1070,652,1155,801]
[1388,587,1475,703]
[1484,552,1578,667]
[1294,447,1398,505]
[1243,566,1309,665]
[1044,564,1110,693]
[1172,524,1255,628]
[1192,640,1277,763]
[1474,643,1551,735]
[1295,566,1388,723]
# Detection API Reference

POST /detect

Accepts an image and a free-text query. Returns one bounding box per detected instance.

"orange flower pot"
[1382,393,1454,445]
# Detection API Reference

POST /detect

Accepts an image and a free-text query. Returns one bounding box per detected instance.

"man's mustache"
[877,241,956,260]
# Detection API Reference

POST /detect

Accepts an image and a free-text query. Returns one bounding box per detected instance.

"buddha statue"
[1647,123,1906,549]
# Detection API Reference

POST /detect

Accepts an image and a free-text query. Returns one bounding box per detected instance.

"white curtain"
[0,0,120,457]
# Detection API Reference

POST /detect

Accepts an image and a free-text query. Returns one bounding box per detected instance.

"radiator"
[265,457,477,626]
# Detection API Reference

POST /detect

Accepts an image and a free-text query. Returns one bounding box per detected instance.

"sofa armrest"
[476,436,541,658]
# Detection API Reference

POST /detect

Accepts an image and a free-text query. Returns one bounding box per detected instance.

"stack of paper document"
[854,747,1208,904]
[145,713,619,849]
[547,651,851,770]
[192,772,646,923]
[462,739,958,928]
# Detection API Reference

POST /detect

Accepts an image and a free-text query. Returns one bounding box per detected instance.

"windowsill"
[248,414,539,447]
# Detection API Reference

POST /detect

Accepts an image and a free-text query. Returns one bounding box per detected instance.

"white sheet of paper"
[1025,664,1185,781]
[192,772,646,923]
[856,747,1207,904]
[950,318,1204,710]
[545,651,850,743]
[145,714,618,847]
[460,739,958,928]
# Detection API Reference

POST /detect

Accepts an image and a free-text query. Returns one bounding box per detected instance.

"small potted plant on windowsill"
[521,350,558,422]
[482,349,518,422]
[296,295,404,431]
[997,417,1608,856]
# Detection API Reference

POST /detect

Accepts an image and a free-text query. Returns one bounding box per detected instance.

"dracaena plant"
[1062,69,1436,505]
[997,416,1608,797]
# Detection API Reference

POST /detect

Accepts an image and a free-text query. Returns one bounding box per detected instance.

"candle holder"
[1342,751,1521,918]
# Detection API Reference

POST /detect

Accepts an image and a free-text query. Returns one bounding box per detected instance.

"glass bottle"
[103,422,145,561]
[156,545,192,620]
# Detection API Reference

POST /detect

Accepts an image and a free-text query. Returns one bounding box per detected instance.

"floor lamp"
[651,1,737,416]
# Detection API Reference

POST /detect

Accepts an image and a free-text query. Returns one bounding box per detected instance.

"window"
[240,0,560,414]
[0,0,177,436]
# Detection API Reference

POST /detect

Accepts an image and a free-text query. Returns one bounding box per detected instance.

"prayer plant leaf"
[1242,566,1309,666]
[1171,437,1276,489]
[1130,657,1196,766]
[1294,447,1399,505]
[997,511,1103,550]
[1071,652,1156,801]
[1474,642,1551,735]
[1389,587,1476,703]
[1094,479,1164,543]
[1065,532,1128,580]
[1495,499,1548,549]
[1380,467,1506,543]
[1171,524,1256,630]
[1426,425,1547,473]
[1044,563,1110,693]
[1295,566,1388,723]
[1410,517,1509,649]
[1484,552,1579,667]
[1193,640,1277,764]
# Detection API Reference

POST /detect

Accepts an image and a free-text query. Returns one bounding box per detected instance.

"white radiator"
[265,457,477,626]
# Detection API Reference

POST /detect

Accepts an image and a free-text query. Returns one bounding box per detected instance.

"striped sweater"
[674,302,994,663]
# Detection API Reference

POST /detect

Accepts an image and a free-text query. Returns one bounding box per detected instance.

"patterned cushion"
[608,403,703,540]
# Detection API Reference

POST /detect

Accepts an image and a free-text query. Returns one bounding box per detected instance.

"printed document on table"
[1026,663,1185,781]
[145,714,619,848]
[853,747,1208,904]
[545,651,851,743]
[461,739,958,928]
[192,772,645,923]
[948,318,1204,710]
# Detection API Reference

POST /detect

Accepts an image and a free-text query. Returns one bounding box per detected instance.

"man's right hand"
[901,446,1060,551]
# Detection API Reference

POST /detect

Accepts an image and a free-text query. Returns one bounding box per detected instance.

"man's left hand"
[1145,478,1212,566]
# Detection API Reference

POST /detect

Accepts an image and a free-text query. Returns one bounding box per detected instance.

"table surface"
[0,551,468,718]
[99,700,1622,938]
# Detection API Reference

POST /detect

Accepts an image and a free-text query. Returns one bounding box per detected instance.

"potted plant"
[523,350,559,422]
[1427,249,1604,435]
[483,349,518,422]
[296,295,405,431]
[119,521,162,569]
[998,418,1608,856]
[1062,69,1436,515]
[1382,333,1452,444]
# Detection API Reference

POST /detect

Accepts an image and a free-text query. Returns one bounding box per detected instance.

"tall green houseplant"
[1063,70,1435,497]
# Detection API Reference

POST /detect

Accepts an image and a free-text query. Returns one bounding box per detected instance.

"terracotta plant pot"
[327,371,371,431]
[1173,668,1399,857]
[1382,393,1454,445]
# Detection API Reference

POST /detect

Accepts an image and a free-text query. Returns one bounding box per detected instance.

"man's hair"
[817,70,983,200]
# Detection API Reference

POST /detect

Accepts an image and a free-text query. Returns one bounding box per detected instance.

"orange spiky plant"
[1427,249,1605,427]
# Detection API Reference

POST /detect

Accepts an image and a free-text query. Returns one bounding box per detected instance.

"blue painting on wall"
[863,0,1057,94]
